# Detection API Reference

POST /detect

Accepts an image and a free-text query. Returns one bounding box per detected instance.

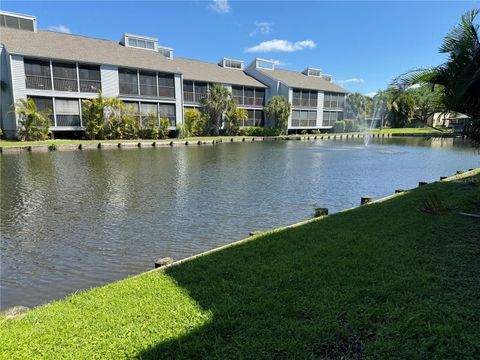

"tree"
[140,111,160,139]
[13,98,52,141]
[393,9,480,142]
[345,93,373,121]
[388,93,416,128]
[200,83,233,135]
[225,107,248,135]
[184,109,201,137]
[407,85,446,124]
[158,118,170,139]
[264,96,291,134]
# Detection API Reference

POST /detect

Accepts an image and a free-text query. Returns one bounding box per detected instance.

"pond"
[1,137,478,310]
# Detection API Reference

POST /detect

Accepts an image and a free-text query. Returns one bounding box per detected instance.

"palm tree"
[13,98,52,141]
[393,9,480,142]
[264,96,291,134]
[225,107,248,135]
[200,83,233,135]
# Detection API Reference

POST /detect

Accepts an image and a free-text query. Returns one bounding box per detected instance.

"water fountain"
[364,96,387,146]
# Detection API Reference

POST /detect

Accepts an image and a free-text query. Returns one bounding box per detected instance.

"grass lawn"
[1,170,479,359]
[0,127,449,147]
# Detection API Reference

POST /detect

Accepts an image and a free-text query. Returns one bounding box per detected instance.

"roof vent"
[121,33,158,51]
[254,58,275,70]
[0,10,36,32]
[219,57,244,70]
[302,67,322,77]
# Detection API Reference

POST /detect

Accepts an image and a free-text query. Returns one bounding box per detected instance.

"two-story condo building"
[0,10,347,138]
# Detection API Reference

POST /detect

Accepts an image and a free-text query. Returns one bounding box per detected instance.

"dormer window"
[0,11,36,32]
[255,58,275,70]
[220,58,244,70]
[158,46,173,59]
[303,68,322,77]
[122,33,158,51]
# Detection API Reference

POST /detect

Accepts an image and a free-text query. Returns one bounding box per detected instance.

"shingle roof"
[258,68,348,93]
[0,27,182,73]
[172,57,266,88]
[0,27,266,87]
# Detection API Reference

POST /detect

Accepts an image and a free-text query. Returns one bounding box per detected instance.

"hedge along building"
[0,10,347,138]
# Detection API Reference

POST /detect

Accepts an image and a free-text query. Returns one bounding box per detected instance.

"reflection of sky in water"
[1,137,478,309]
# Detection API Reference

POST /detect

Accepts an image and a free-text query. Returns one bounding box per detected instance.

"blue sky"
[2,1,479,95]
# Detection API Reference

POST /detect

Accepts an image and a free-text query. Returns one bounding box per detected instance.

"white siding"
[174,73,182,126]
[100,65,119,97]
[0,46,16,136]
[9,54,27,134]
[317,91,325,127]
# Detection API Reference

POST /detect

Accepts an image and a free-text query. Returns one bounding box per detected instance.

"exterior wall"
[0,46,15,137]
[317,91,324,127]
[174,74,183,127]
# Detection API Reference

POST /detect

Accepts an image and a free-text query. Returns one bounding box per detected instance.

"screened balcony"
[52,62,78,92]
[183,81,207,103]
[79,65,101,93]
[139,72,157,97]
[232,86,265,107]
[119,69,139,96]
[24,59,52,90]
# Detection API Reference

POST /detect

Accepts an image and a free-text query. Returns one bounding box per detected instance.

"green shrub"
[139,112,160,139]
[332,120,346,133]
[239,127,282,137]
[159,118,170,139]
[225,108,247,136]
[344,119,360,132]
[14,98,52,141]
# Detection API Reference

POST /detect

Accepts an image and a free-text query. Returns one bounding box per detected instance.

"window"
[0,14,34,31]
[28,96,54,123]
[224,59,242,69]
[126,36,156,51]
[158,48,172,59]
[55,98,81,126]
[324,92,345,109]
[183,81,194,102]
[24,59,52,90]
[291,110,317,127]
[244,110,264,127]
[79,64,101,93]
[308,69,321,77]
[322,111,344,126]
[292,89,318,108]
[52,62,78,92]
[139,72,157,97]
[159,103,176,126]
[119,68,138,95]
[158,73,175,98]
[231,86,265,106]
[256,59,274,70]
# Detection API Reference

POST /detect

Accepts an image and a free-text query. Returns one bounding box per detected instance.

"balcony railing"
[184,91,194,103]
[158,86,175,98]
[119,82,139,96]
[25,75,52,90]
[53,77,78,92]
[80,80,101,93]
[140,84,157,97]
[56,114,81,127]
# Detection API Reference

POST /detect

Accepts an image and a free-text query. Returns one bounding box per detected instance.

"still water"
[1,137,478,309]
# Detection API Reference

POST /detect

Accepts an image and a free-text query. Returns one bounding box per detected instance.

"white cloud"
[249,21,272,37]
[335,78,365,85]
[364,92,377,97]
[47,24,71,34]
[245,39,316,53]
[209,0,231,14]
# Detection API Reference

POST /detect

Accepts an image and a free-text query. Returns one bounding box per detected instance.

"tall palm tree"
[200,83,233,135]
[264,96,291,134]
[393,9,480,142]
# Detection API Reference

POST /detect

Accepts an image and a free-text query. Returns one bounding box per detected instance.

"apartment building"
[0,10,347,138]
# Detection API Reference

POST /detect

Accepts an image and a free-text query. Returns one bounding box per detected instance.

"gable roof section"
[258,68,348,93]
[172,57,266,88]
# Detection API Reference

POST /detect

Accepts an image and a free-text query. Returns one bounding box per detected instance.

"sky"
[2,0,479,95]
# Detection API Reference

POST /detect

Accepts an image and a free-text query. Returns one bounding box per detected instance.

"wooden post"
[314,208,329,217]
[155,257,174,268]
[456,170,464,174]
[361,197,373,205]
[418,181,428,186]
[440,176,448,180]
[395,189,404,194]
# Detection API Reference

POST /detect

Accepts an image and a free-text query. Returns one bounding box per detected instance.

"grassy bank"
[0,127,449,148]
[1,170,479,359]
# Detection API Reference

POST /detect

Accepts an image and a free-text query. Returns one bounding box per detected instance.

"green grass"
[0,128,449,147]
[1,170,479,359]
